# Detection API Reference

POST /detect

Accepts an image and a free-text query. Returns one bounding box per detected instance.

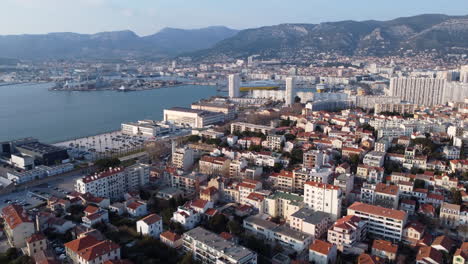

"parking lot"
[0,173,83,211]
[54,131,148,159]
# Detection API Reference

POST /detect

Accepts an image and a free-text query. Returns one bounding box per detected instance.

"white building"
[136,214,163,238]
[290,208,332,239]
[328,215,367,254]
[363,151,386,167]
[389,77,446,106]
[243,215,312,254]
[285,77,295,106]
[309,240,337,264]
[163,107,225,128]
[183,227,257,264]
[304,182,342,220]
[347,202,407,242]
[228,74,241,98]
[1,205,35,248]
[75,166,149,201]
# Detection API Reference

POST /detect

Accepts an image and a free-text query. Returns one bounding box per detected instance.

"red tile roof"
[139,214,161,225]
[375,183,399,196]
[190,199,209,209]
[372,240,398,254]
[26,233,46,244]
[160,230,181,242]
[126,201,145,210]
[76,240,120,261]
[348,202,406,221]
[1,204,32,229]
[309,239,334,255]
[219,232,233,240]
[84,205,99,215]
[64,235,101,253]
[416,246,443,264]
[81,167,124,183]
[358,253,385,264]
[305,181,340,190]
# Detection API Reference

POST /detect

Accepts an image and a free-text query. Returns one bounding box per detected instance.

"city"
[0,2,468,264]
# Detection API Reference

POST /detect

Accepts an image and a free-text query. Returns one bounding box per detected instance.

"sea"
[0,83,218,143]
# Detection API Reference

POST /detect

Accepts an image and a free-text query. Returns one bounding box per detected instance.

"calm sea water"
[0,83,218,143]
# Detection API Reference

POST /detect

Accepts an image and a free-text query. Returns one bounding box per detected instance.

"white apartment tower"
[389,77,446,106]
[228,74,241,98]
[304,181,342,220]
[285,77,295,106]
[460,65,468,83]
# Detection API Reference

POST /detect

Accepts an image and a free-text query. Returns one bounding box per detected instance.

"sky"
[2,0,468,36]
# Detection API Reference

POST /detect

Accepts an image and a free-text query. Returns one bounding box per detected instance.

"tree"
[207,214,229,233]
[227,220,242,235]
[284,134,296,142]
[458,224,468,241]
[95,157,121,171]
[187,135,201,143]
[161,208,174,225]
[414,179,426,189]
[452,189,462,205]
[178,253,199,264]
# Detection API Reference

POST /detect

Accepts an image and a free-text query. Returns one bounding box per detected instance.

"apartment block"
[182,227,257,264]
[304,181,342,220]
[347,202,407,242]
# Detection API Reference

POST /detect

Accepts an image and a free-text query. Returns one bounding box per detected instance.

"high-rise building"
[460,65,468,83]
[228,74,240,98]
[285,77,295,106]
[389,77,446,106]
[304,181,342,220]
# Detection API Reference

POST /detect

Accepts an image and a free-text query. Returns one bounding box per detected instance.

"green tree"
[227,220,242,235]
[207,214,229,233]
[452,189,462,205]
[95,157,121,171]
[187,135,201,143]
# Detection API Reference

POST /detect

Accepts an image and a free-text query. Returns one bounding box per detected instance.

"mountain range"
[1,14,468,61]
[190,14,468,60]
[0,26,238,60]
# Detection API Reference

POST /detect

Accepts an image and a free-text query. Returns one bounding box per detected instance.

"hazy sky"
[2,0,468,36]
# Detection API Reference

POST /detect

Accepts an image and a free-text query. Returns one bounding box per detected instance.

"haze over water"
[0,83,217,143]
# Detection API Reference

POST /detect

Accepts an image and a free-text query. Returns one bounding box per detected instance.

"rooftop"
[183,227,255,261]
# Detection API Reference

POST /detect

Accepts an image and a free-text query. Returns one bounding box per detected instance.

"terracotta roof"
[416,246,443,264]
[139,214,161,225]
[205,208,218,216]
[219,232,234,240]
[26,233,46,244]
[77,240,120,261]
[84,205,99,215]
[246,192,265,202]
[309,239,333,255]
[404,221,425,234]
[1,204,32,229]
[81,167,124,183]
[358,253,385,264]
[431,235,454,251]
[375,183,399,196]
[160,230,181,242]
[126,201,145,210]
[33,249,60,264]
[201,186,218,196]
[64,235,101,253]
[305,181,340,190]
[372,240,398,254]
[348,202,406,221]
[190,199,209,209]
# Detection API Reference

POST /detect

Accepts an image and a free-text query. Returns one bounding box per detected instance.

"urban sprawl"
[1,56,468,264]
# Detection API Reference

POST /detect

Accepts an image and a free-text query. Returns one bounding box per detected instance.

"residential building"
[363,151,386,167]
[309,240,337,264]
[160,231,182,249]
[64,235,120,264]
[290,208,332,239]
[1,204,35,248]
[136,214,162,238]
[304,181,342,220]
[440,202,460,228]
[228,74,241,98]
[230,122,273,135]
[182,227,257,264]
[347,202,407,242]
[26,233,48,256]
[243,215,313,253]
[389,77,446,106]
[263,191,303,223]
[372,240,398,261]
[328,215,367,254]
